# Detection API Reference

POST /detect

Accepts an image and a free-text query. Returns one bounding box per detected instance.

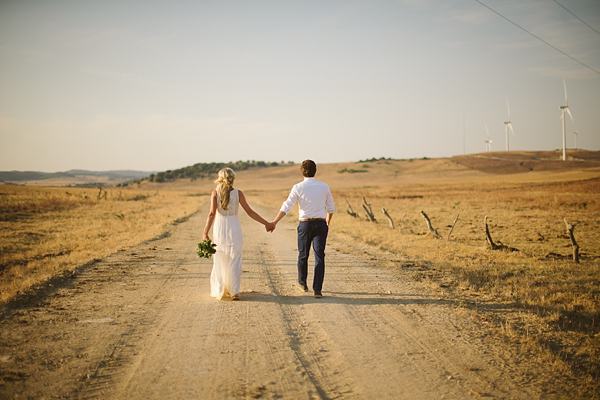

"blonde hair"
[214,168,236,210]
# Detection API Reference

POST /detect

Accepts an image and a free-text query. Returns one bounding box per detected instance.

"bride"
[202,168,274,300]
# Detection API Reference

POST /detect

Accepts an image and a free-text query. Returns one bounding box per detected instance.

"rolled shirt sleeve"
[325,185,335,214]
[280,184,299,214]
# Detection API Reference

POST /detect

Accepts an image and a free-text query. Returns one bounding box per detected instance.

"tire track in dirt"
[254,243,351,399]
[77,251,191,399]
[257,245,435,398]
[247,213,451,398]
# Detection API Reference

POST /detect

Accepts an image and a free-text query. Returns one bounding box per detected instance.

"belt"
[300,218,326,222]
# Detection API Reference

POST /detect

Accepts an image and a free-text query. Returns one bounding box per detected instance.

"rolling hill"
[0,170,153,187]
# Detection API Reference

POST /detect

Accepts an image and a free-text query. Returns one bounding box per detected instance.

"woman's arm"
[202,190,218,240]
[238,190,274,231]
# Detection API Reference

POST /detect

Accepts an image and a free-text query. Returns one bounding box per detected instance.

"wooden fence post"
[564,218,580,263]
[420,210,441,239]
[447,214,460,241]
[345,198,358,218]
[382,208,394,229]
[362,197,376,222]
[485,215,518,252]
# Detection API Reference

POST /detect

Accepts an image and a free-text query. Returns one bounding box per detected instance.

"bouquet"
[197,238,217,259]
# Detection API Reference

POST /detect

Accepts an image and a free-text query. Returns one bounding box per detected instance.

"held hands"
[265,222,276,232]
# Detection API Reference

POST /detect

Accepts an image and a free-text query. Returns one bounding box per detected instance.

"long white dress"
[210,189,244,300]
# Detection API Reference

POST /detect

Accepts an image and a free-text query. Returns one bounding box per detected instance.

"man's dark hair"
[301,159,317,177]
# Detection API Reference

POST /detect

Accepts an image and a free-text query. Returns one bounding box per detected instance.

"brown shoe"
[314,291,322,298]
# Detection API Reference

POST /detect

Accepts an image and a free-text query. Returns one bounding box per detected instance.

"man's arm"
[272,211,287,230]
[271,185,297,232]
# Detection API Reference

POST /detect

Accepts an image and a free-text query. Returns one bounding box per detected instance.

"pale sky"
[1,0,599,172]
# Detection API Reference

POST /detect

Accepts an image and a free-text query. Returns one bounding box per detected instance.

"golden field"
[0,186,204,303]
[2,149,600,394]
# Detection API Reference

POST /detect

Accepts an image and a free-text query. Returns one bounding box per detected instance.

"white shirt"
[280,177,335,220]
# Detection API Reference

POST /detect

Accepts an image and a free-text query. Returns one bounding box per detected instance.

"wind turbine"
[560,79,575,161]
[504,100,514,151]
[574,130,578,149]
[484,124,492,152]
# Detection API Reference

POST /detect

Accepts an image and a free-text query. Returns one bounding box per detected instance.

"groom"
[271,160,335,298]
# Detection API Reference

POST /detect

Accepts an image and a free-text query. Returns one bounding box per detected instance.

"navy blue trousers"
[297,220,328,292]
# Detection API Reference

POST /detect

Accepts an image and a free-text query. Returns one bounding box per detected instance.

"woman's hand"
[203,233,210,241]
[265,222,275,232]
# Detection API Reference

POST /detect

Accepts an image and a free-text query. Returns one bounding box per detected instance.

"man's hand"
[265,222,276,232]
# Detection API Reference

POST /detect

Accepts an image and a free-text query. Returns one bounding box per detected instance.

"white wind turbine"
[504,100,514,151]
[560,79,575,161]
[484,124,492,152]
[574,130,578,149]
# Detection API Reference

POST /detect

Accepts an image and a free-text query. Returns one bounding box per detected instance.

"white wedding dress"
[210,189,244,300]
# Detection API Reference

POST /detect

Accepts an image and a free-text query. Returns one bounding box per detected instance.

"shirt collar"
[303,177,315,181]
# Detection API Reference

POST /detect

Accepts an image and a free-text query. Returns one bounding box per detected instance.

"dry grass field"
[2,149,599,395]
[0,186,204,303]
[330,170,600,388]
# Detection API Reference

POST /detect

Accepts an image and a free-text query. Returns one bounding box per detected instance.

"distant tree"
[150,160,284,183]
[165,170,177,180]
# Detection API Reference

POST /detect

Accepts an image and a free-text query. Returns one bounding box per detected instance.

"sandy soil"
[0,202,566,399]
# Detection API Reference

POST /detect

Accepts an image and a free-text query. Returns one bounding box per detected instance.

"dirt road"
[1,202,558,399]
